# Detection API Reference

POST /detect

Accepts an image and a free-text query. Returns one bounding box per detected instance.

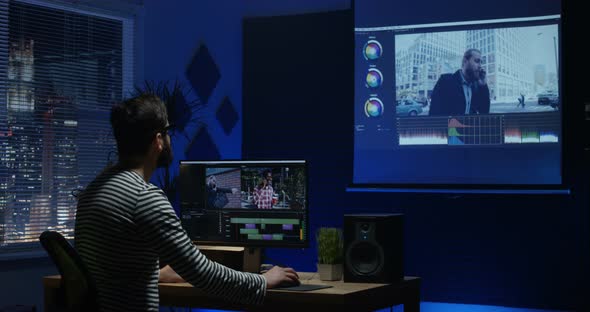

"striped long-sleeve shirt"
[75,168,266,311]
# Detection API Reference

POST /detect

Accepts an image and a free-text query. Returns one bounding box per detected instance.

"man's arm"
[135,186,266,305]
[481,85,490,114]
[252,188,260,205]
[216,187,238,194]
[159,265,184,283]
[429,76,445,116]
[475,85,490,114]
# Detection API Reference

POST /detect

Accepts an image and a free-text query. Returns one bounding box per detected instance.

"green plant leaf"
[316,227,343,264]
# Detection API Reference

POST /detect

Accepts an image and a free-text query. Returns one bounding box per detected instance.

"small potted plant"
[316,227,344,281]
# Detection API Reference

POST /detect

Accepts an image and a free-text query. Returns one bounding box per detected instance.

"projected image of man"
[429,48,490,116]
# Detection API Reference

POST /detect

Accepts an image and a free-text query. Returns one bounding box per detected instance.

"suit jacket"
[429,70,490,116]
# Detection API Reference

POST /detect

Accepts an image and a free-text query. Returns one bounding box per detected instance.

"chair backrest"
[39,231,98,312]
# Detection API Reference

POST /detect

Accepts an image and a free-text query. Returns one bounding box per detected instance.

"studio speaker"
[343,214,403,283]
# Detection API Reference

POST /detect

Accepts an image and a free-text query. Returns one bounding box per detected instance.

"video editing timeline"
[396,111,559,146]
[181,209,307,246]
[223,212,305,242]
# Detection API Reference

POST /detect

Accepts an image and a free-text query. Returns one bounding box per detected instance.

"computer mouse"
[278,278,301,288]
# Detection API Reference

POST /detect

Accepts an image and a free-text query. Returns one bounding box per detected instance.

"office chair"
[39,231,98,312]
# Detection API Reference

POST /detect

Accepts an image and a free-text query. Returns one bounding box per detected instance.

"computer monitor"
[178,160,308,248]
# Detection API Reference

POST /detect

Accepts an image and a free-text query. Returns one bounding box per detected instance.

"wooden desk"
[43,273,421,312]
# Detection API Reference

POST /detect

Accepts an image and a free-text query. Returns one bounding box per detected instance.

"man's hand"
[262,266,299,289]
[159,265,185,283]
[478,68,487,86]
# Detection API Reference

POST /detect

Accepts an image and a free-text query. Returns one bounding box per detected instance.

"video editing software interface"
[353,0,562,186]
[178,160,308,247]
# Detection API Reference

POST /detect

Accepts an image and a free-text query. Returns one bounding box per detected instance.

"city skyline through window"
[0,0,131,252]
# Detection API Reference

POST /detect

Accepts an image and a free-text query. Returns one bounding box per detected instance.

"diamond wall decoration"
[216,96,239,135]
[185,44,221,104]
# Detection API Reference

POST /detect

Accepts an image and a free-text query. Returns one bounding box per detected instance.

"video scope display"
[353,1,562,186]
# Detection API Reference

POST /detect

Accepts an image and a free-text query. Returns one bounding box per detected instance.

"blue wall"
[239,3,589,311]
[0,1,351,310]
[1,1,587,311]
[142,0,351,161]
[144,0,589,310]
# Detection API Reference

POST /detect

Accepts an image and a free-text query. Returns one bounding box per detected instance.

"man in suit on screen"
[429,48,490,116]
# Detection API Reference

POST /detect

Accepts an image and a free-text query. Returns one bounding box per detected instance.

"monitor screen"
[353,0,562,187]
[178,160,308,247]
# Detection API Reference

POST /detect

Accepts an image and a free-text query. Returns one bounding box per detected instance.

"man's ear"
[152,133,164,152]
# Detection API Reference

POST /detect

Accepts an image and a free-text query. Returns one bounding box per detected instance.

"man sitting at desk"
[74,94,298,312]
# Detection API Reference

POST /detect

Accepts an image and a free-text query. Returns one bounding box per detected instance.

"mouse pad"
[275,284,333,291]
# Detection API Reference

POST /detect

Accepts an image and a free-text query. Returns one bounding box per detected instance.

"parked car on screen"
[537,91,559,106]
[396,99,423,116]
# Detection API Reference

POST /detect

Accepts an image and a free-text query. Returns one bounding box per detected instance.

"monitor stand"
[197,245,262,273]
[243,247,262,273]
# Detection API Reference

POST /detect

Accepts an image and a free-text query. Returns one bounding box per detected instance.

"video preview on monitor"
[178,160,308,247]
[353,1,562,186]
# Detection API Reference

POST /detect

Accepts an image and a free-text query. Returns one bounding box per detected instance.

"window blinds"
[0,0,134,254]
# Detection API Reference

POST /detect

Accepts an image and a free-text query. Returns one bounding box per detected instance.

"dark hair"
[110,94,168,159]
[463,48,481,61]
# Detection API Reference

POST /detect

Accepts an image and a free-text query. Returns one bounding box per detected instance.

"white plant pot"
[317,263,343,281]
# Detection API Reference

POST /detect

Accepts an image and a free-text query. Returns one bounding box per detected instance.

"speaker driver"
[346,240,384,276]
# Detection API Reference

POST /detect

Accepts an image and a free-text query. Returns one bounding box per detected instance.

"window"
[0,0,136,254]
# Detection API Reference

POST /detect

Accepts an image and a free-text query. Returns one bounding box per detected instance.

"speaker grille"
[346,241,384,276]
[344,214,404,283]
